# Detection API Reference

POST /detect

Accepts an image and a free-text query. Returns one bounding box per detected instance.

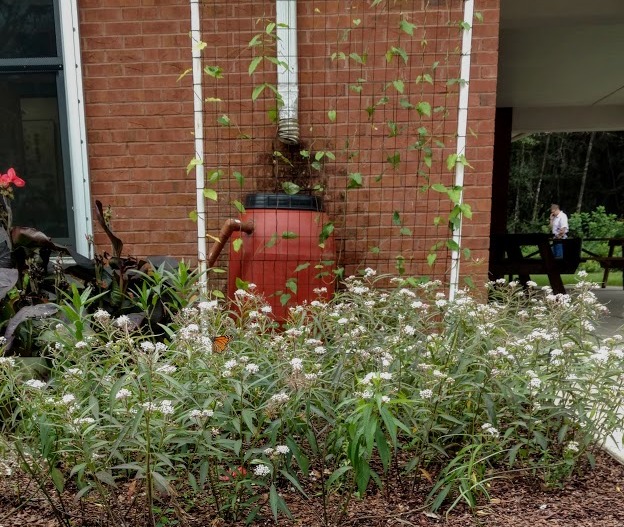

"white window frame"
[59,0,92,257]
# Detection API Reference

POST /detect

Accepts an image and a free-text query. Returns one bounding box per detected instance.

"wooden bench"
[490,234,582,295]
[583,238,624,289]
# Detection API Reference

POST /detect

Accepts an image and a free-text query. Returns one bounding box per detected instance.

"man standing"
[549,203,569,258]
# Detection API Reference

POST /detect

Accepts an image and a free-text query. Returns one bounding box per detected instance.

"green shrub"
[0,271,622,524]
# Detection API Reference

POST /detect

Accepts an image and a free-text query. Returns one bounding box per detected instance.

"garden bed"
[0,450,623,526]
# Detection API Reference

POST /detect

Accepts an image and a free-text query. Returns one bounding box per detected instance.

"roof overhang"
[497,0,624,134]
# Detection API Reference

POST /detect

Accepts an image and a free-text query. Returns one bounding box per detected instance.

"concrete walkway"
[593,287,624,463]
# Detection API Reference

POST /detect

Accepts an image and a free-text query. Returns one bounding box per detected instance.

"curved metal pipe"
[207,219,254,268]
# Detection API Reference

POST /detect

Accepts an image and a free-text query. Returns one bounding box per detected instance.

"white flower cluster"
[0,357,15,367]
[156,364,177,375]
[116,388,132,400]
[189,409,214,419]
[253,464,271,477]
[24,379,46,390]
[481,423,500,438]
[142,400,175,415]
[565,441,579,453]
[269,392,290,405]
[93,309,111,324]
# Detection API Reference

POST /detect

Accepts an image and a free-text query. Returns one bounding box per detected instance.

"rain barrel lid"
[244,193,324,211]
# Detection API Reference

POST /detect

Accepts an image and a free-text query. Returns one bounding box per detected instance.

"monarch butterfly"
[212,335,233,354]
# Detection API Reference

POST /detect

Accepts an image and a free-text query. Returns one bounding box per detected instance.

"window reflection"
[0,73,69,238]
[0,0,56,59]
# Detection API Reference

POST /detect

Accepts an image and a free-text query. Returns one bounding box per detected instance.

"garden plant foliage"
[1,271,623,525]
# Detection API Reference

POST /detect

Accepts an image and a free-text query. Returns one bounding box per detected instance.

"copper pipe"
[207,219,254,268]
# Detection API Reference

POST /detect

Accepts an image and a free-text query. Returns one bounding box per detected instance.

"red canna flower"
[0,168,25,188]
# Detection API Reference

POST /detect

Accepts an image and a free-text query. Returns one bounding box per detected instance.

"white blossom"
[24,379,46,390]
[254,464,271,477]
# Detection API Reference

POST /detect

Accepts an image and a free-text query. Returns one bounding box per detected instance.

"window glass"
[0,73,69,238]
[0,1,57,59]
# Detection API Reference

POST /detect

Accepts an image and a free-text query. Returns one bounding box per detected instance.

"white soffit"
[498,0,624,133]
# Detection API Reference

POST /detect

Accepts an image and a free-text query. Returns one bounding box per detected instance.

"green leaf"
[232,238,243,252]
[186,157,202,175]
[248,56,263,75]
[400,19,416,36]
[427,253,437,267]
[392,211,401,226]
[281,231,298,239]
[326,465,352,488]
[387,46,408,64]
[349,52,367,65]
[235,277,249,290]
[212,289,225,298]
[375,426,391,472]
[399,98,414,109]
[294,262,310,273]
[217,114,231,126]
[204,65,223,78]
[286,278,297,294]
[248,34,262,48]
[475,11,484,22]
[266,22,276,34]
[280,293,291,306]
[188,210,198,222]
[233,171,244,187]
[387,152,401,169]
[282,181,301,195]
[370,246,380,254]
[319,222,335,244]
[348,172,363,189]
[416,101,431,117]
[392,79,405,93]
[232,200,245,213]
[265,233,278,248]
[446,239,460,251]
[207,168,223,182]
[400,227,412,236]
[50,467,65,492]
[353,18,361,26]
[269,484,279,521]
[459,203,473,219]
[328,109,337,122]
[203,189,217,201]
[251,83,266,101]
[446,153,458,171]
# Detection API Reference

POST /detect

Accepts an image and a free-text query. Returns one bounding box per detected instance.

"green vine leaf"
[282,182,300,195]
[249,56,263,75]
[232,238,243,252]
[232,200,245,213]
[416,101,431,117]
[203,189,217,201]
[392,79,405,94]
[233,171,245,187]
[186,157,203,175]
[349,52,367,65]
[392,211,401,226]
[319,222,335,244]
[281,231,299,239]
[328,109,337,122]
[399,19,416,36]
[348,172,363,189]
[427,253,437,267]
[204,65,223,78]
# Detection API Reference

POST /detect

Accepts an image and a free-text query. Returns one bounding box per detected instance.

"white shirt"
[551,211,568,238]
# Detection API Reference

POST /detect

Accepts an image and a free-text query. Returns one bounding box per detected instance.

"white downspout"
[276,0,300,144]
[190,0,207,295]
[448,0,474,301]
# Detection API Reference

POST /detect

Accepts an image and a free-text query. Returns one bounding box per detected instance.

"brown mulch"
[1,451,623,527]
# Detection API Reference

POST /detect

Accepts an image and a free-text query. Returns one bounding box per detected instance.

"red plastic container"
[228,194,336,320]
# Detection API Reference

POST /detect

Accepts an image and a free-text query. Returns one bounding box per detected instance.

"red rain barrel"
[228,193,336,320]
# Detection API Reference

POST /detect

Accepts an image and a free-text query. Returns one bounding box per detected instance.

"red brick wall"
[79,0,500,286]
